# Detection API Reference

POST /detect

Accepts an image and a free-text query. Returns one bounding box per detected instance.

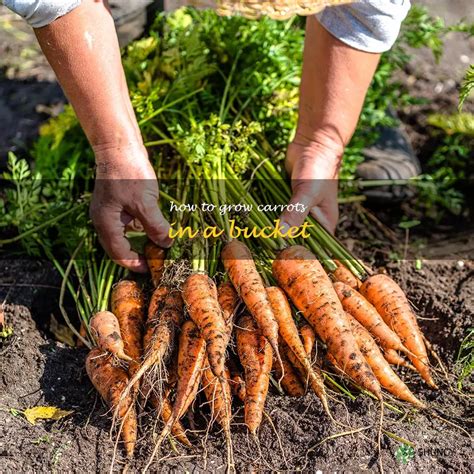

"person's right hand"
[280,133,341,234]
[90,142,172,273]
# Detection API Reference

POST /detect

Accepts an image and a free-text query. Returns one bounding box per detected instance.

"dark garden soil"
[1,256,473,473]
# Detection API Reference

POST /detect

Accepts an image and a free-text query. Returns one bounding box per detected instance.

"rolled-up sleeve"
[2,0,81,28]
[316,1,411,53]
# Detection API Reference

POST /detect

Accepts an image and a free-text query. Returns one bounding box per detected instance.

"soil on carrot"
[0,257,472,472]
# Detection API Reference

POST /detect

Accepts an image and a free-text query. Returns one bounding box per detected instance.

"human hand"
[280,133,342,234]
[90,142,172,272]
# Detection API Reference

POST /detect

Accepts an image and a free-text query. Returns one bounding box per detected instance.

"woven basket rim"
[187,0,354,19]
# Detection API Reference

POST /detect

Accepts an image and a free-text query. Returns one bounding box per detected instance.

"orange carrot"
[384,349,417,373]
[222,240,280,361]
[300,324,316,357]
[227,358,246,402]
[90,310,132,362]
[182,273,229,378]
[144,287,183,364]
[77,321,88,348]
[218,281,240,334]
[160,393,192,447]
[202,360,233,428]
[147,385,192,447]
[331,259,362,289]
[333,281,409,354]
[348,315,425,408]
[326,353,348,379]
[272,246,381,399]
[127,287,183,397]
[174,320,206,420]
[360,274,437,388]
[144,320,207,469]
[273,342,305,397]
[201,354,235,470]
[111,280,145,381]
[144,241,166,288]
[86,348,137,458]
[236,313,273,434]
[266,286,329,411]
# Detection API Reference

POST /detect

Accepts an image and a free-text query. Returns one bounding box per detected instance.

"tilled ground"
[0,257,472,472]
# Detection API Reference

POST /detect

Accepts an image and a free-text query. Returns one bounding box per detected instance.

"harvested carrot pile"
[84,241,437,468]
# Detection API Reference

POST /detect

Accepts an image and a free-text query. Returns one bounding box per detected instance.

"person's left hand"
[279,133,342,234]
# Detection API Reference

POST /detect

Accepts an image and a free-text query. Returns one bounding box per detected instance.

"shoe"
[356,111,421,202]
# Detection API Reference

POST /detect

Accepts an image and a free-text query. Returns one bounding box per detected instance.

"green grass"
[456,328,474,390]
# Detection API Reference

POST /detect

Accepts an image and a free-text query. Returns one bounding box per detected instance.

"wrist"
[287,130,343,179]
[292,128,344,159]
[94,141,149,176]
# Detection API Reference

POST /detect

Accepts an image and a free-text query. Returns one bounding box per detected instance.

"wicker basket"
[186,0,353,19]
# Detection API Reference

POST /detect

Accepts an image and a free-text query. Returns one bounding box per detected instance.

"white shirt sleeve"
[2,0,82,28]
[316,1,412,53]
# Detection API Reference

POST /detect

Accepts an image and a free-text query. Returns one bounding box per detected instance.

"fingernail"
[155,236,173,249]
[280,221,291,235]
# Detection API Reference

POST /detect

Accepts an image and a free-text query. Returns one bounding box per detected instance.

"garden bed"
[1,254,472,472]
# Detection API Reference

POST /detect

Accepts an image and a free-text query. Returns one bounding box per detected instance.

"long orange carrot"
[272,246,381,399]
[125,287,183,401]
[86,348,137,458]
[144,241,166,288]
[331,259,362,289]
[89,311,132,362]
[222,240,281,362]
[227,358,247,402]
[384,349,417,373]
[144,320,206,470]
[160,393,192,447]
[182,273,229,378]
[333,281,409,354]
[300,324,316,357]
[218,281,240,334]
[266,286,329,411]
[348,315,426,408]
[202,354,235,470]
[77,322,88,348]
[144,287,183,366]
[202,360,233,428]
[111,280,145,381]
[174,320,206,419]
[360,274,437,388]
[236,313,273,434]
[146,384,192,447]
[273,342,306,397]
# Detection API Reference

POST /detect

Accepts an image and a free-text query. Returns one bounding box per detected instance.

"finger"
[92,209,148,273]
[279,187,315,230]
[134,198,173,248]
[310,202,339,235]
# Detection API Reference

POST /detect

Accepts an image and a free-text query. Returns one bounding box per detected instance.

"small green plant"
[459,64,474,110]
[428,112,474,136]
[0,326,13,339]
[395,444,415,464]
[32,435,52,445]
[456,328,474,390]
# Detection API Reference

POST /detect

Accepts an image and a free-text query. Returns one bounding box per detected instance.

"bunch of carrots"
[84,238,437,468]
